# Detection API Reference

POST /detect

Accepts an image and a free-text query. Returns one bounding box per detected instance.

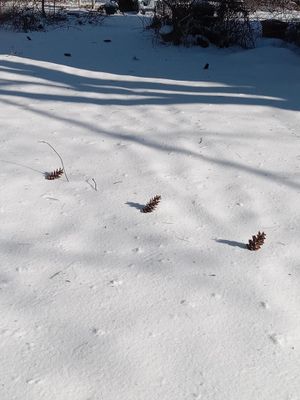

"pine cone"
[45,168,64,180]
[247,231,266,251]
[141,195,161,213]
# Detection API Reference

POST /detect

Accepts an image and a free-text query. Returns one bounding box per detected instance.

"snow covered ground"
[1,14,300,400]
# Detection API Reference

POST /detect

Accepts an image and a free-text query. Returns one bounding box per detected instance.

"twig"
[49,261,75,280]
[39,141,69,182]
[86,178,98,191]
[92,178,97,191]
[175,236,190,242]
[49,271,62,279]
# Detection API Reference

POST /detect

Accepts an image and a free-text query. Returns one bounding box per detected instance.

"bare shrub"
[153,0,255,48]
[118,0,139,11]
[0,0,44,30]
[247,0,299,12]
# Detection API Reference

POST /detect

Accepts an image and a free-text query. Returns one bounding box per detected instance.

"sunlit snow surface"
[0,15,300,400]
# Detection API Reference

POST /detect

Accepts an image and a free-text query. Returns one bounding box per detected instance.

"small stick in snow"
[92,178,97,191]
[175,236,190,242]
[49,271,62,279]
[87,178,98,191]
[39,141,69,182]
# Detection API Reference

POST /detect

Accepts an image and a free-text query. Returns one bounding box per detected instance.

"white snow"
[1,14,300,400]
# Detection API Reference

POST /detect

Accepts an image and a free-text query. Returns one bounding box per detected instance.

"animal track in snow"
[41,193,59,201]
[269,333,285,346]
[0,329,11,337]
[0,328,26,338]
[109,279,123,287]
[26,378,41,385]
[25,342,34,351]
[0,278,10,289]
[260,301,269,309]
[211,293,222,300]
[132,247,143,253]
[91,328,106,336]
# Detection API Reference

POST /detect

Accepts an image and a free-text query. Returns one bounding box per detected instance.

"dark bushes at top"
[153,0,255,48]
[118,0,140,12]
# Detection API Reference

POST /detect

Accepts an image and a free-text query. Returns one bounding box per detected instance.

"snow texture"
[0,14,300,400]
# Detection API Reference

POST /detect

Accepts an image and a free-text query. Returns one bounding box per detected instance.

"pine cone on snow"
[141,195,161,213]
[247,231,266,251]
[45,168,64,180]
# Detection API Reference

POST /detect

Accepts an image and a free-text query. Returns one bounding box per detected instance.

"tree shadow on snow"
[0,21,300,192]
[0,59,289,109]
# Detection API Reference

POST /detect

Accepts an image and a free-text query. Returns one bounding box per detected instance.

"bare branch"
[39,141,69,182]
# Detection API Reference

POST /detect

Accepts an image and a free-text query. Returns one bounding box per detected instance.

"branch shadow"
[3,94,300,191]
[0,159,44,175]
[0,19,299,193]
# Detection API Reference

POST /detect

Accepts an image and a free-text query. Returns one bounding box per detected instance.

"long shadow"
[0,59,294,110]
[0,11,300,112]
[0,159,44,175]
[126,201,145,211]
[215,239,247,249]
[0,20,299,192]
[2,95,300,191]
